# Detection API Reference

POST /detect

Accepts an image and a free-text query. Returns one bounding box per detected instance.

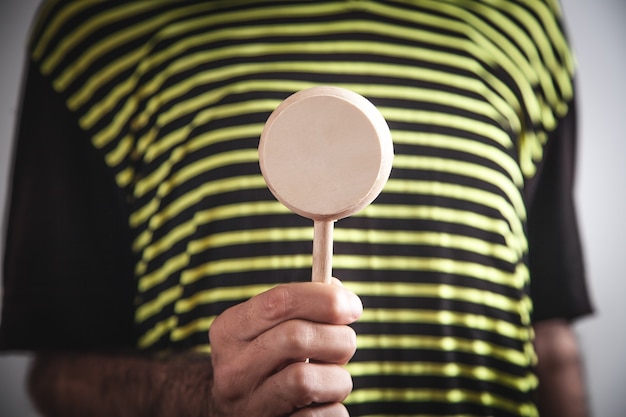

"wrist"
[158,351,215,417]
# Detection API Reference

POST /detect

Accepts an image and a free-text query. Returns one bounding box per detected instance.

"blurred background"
[1,1,624,416]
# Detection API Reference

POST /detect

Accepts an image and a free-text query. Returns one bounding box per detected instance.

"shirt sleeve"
[0,58,137,351]
[526,98,594,322]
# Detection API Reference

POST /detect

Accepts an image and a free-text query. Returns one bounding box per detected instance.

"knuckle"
[286,362,317,407]
[326,289,346,321]
[281,320,314,353]
[208,314,225,342]
[260,285,294,321]
[326,288,360,324]
[208,305,242,348]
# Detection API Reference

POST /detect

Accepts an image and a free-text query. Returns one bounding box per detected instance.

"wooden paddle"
[259,86,393,283]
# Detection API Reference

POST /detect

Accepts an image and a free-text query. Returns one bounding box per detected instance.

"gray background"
[1,1,624,416]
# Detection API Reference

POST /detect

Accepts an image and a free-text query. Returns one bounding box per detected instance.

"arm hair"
[28,351,215,417]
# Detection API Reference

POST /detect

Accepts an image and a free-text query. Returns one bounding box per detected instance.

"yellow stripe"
[137,252,189,292]
[372,0,524,124]
[415,1,542,127]
[358,309,531,341]
[133,201,288,261]
[192,344,212,356]
[384,179,525,246]
[137,316,177,349]
[338,255,528,289]
[135,220,198,276]
[339,228,519,264]
[65,0,498,104]
[477,0,573,115]
[104,134,134,167]
[129,174,267,228]
[143,100,272,165]
[346,387,537,416]
[140,7,490,66]
[102,81,521,196]
[174,284,277,315]
[135,285,183,322]
[139,310,534,362]
[136,252,530,307]
[346,361,537,391]
[171,316,217,342]
[90,95,139,149]
[117,123,263,194]
[73,6,520,141]
[32,1,96,61]
[131,81,295,157]
[391,131,523,187]
[139,226,519,283]
[164,252,527,290]
[488,1,570,121]
[360,203,522,252]
[133,200,523,273]
[144,304,533,355]
[42,2,167,76]
[67,46,148,111]
[83,54,483,149]
[522,0,575,74]
[393,176,524,224]
[346,281,522,315]
[84,51,494,148]
[115,166,135,188]
[46,0,568,177]
[136,280,526,325]
[189,228,312,254]
[143,115,254,166]
[51,3,212,88]
[386,108,513,149]
[394,155,524,218]
[446,1,539,85]
[134,148,258,202]
[356,85,520,135]
[135,176,528,266]
[180,254,311,286]
[136,81,512,166]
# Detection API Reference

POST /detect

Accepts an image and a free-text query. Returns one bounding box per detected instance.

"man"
[1,1,592,416]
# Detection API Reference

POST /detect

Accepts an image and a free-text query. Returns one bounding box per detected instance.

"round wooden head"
[259,86,393,222]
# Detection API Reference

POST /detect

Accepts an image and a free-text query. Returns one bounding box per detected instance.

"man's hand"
[27,281,362,417]
[208,280,363,417]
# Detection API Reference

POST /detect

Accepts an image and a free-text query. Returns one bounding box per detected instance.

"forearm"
[533,319,590,417]
[28,351,214,417]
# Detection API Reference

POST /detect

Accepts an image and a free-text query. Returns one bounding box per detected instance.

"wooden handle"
[312,220,334,283]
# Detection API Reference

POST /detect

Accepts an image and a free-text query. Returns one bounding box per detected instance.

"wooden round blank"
[259,86,393,221]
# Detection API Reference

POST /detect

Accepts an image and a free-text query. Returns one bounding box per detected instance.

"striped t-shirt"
[1,1,593,416]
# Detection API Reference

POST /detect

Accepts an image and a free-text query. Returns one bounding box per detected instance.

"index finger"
[218,281,363,342]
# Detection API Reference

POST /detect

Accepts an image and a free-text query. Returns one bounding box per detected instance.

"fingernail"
[349,292,363,319]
